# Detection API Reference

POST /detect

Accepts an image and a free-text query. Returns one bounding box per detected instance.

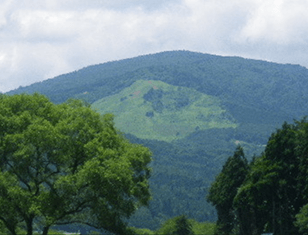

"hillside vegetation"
[92,79,237,141]
[7,50,308,230]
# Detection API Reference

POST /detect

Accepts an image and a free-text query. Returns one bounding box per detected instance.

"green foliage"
[207,146,248,235]
[233,155,279,235]
[127,125,266,229]
[88,232,102,235]
[129,227,155,235]
[154,216,214,235]
[234,119,308,235]
[295,204,308,235]
[190,221,215,235]
[0,227,66,235]
[0,93,152,235]
[155,215,194,235]
[173,215,194,235]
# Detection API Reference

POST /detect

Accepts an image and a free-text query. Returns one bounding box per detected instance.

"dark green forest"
[5,51,308,234]
[207,118,308,235]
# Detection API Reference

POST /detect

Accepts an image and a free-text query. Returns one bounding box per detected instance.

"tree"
[0,93,152,235]
[262,121,302,234]
[295,204,308,235]
[172,215,194,235]
[155,215,194,235]
[235,120,306,235]
[295,118,308,234]
[234,155,280,235]
[207,146,248,235]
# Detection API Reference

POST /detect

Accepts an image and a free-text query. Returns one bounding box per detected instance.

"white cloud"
[238,0,308,45]
[1,0,308,93]
[10,10,77,42]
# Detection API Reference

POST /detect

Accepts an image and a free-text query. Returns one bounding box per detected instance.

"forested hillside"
[7,50,308,230]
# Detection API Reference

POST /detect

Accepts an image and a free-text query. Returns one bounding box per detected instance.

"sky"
[1,0,308,93]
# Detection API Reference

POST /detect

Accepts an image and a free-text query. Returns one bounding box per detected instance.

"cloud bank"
[1,0,308,92]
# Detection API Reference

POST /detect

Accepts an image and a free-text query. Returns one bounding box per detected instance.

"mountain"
[7,50,308,230]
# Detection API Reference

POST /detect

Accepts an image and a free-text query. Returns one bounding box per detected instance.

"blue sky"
[1,0,308,92]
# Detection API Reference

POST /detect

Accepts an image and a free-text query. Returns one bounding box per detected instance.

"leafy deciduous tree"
[0,94,152,235]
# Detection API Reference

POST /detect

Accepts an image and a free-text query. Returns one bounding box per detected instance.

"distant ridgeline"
[7,50,308,230]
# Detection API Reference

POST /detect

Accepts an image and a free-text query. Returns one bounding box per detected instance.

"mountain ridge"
[8,50,308,118]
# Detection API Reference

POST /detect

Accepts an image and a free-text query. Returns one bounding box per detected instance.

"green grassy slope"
[92,79,237,141]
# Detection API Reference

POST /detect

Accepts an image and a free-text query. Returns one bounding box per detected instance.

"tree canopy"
[209,118,308,235]
[0,93,152,235]
[234,121,304,235]
[207,146,248,235]
[155,215,194,235]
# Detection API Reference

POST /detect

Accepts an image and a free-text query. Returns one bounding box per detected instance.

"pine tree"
[207,146,248,235]
[235,120,306,235]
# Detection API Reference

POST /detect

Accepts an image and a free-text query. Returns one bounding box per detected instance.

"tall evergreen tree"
[172,215,194,235]
[295,118,308,234]
[155,215,194,235]
[264,122,302,234]
[235,120,306,235]
[234,155,280,235]
[207,146,248,235]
